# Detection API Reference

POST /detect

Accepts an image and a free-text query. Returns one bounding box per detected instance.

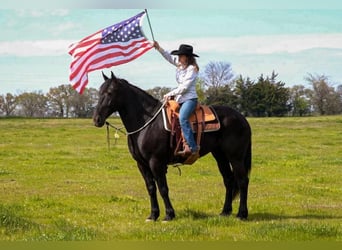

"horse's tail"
[232,140,252,200]
[245,140,252,176]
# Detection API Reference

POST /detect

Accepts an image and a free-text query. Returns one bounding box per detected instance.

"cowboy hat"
[171,44,199,57]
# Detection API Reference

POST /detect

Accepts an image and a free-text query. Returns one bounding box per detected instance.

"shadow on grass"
[176,208,342,222]
[249,212,342,221]
[177,208,214,220]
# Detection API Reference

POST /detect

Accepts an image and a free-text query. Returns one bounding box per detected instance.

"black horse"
[93,72,252,221]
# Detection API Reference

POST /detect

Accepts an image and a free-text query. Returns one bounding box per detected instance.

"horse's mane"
[118,78,161,105]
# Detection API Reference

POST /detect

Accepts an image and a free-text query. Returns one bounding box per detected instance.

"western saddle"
[162,100,220,164]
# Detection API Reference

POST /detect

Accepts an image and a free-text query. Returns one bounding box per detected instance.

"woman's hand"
[163,94,175,102]
[153,41,160,50]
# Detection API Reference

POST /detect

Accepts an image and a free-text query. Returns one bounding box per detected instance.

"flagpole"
[144,9,155,41]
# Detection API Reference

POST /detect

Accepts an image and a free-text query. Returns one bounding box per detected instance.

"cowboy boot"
[175,141,192,158]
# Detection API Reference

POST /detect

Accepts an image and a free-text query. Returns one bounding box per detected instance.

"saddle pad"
[162,102,220,132]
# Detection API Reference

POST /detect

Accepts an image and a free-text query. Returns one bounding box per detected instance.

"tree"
[289,85,312,116]
[195,78,206,103]
[324,90,342,114]
[247,72,290,117]
[233,75,254,116]
[337,84,342,112]
[200,61,236,106]
[305,74,342,115]
[146,86,171,101]
[46,84,74,117]
[202,61,234,89]
[0,93,17,116]
[337,84,342,97]
[17,91,48,117]
[68,87,98,118]
[204,85,237,106]
[18,86,94,118]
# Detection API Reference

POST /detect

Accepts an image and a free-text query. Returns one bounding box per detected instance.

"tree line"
[1,62,342,118]
[0,86,98,118]
[147,62,342,117]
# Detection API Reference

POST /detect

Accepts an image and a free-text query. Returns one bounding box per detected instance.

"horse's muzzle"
[93,115,104,127]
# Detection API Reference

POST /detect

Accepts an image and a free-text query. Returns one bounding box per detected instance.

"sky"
[1,0,342,94]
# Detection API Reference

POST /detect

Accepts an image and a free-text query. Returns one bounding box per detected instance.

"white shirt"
[158,47,198,103]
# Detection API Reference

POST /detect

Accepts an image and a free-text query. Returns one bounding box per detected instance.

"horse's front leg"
[155,173,175,221]
[137,163,160,221]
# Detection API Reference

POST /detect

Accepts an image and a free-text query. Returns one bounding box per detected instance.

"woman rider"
[153,41,200,157]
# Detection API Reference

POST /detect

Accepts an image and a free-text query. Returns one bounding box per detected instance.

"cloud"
[1,33,342,58]
[52,22,80,36]
[0,40,73,57]
[193,33,342,55]
[15,9,70,17]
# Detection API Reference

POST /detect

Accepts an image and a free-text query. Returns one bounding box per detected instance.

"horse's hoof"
[163,215,175,222]
[237,216,248,221]
[145,215,158,222]
[220,211,232,217]
[236,212,248,220]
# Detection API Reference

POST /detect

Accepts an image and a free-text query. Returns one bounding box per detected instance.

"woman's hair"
[187,55,199,72]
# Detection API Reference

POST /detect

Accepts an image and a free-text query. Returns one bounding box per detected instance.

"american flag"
[68,11,153,94]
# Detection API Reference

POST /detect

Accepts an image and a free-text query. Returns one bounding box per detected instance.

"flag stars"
[101,16,144,44]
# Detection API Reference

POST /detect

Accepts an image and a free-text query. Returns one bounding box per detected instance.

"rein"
[125,101,166,135]
[105,101,166,149]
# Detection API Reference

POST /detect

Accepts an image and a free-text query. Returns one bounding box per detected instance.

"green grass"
[0,116,341,241]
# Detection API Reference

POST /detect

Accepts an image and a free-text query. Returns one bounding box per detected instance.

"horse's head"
[93,71,120,127]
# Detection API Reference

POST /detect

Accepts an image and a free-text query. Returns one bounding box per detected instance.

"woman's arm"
[154,41,177,67]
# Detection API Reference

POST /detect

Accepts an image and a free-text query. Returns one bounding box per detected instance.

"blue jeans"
[179,98,198,152]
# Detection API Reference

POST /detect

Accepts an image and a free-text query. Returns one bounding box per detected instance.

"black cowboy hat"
[171,44,199,57]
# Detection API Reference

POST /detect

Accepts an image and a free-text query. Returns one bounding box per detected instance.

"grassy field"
[0,116,341,241]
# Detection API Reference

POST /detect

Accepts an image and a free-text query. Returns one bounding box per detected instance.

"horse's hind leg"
[231,159,249,220]
[212,151,236,216]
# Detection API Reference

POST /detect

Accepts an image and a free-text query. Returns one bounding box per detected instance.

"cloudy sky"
[1,0,342,94]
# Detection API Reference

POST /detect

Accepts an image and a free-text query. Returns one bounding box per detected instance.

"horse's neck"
[118,85,160,133]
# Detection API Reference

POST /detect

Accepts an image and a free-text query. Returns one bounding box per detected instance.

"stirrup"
[175,142,191,157]
[175,148,191,158]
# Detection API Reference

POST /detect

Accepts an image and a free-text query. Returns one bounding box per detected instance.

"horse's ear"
[111,71,116,80]
[102,71,109,81]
